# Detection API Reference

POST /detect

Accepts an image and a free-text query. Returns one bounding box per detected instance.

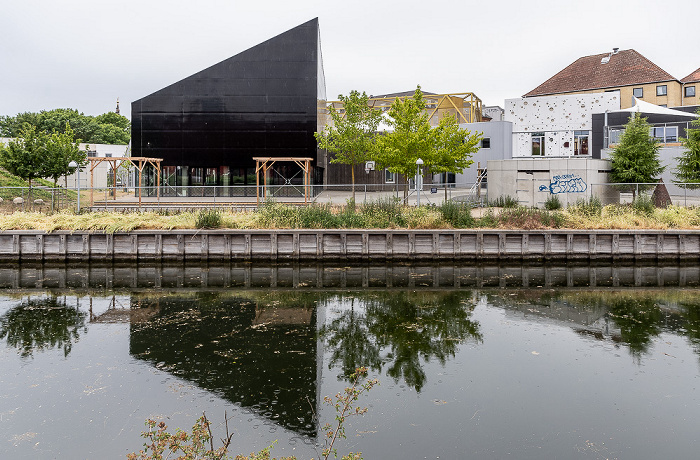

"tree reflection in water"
[0,296,86,358]
[320,291,482,391]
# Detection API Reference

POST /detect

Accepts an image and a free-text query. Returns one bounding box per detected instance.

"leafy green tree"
[315,90,382,202]
[44,124,86,208]
[373,86,433,197]
[429,114,481,198]
[0,112,41,136]
[609,114,665,198]
[0,108,130,145]
[0,125,50,204]
[674,109,700,188]
[373,86,480,199]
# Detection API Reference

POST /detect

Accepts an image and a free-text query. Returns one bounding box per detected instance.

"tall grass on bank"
[0,200,699,231]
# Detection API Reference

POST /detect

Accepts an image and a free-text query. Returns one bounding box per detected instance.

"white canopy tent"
[611,97,699,117]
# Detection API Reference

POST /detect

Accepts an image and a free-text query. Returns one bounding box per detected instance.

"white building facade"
[505,93,620,158]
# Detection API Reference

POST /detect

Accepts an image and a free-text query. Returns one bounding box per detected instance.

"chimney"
[612,48,619,54]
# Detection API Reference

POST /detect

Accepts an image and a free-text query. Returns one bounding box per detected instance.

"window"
[657,85,667,96]
[385,169,395,183]
[574,131,589,156]
[686,86,696,97]
[608,128,623,145]
[651,126,678,143]
[481,137,491,149]
[531,132,545,156]
[633,87,643,98]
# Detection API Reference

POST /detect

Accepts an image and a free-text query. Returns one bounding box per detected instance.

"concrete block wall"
[487,158,611,207]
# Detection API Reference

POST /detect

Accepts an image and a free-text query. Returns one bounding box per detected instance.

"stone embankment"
[0,229,698,262]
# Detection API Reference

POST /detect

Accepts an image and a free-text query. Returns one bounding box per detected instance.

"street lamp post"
[415,158,423,207]
[69,161,80,213]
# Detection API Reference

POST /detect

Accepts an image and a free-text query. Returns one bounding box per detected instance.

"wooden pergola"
[253,157,313,205]
[87,157,163,207]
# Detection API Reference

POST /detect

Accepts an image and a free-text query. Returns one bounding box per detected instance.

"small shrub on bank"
[195,209,222,229]
[544,195,562,210]
[489,195,519,208]
[492,207,562,229]
[439,200,475,228]
[568,196,602,218]
[632,195,655,216]
[360,197,406,228]
[297,203,340,228]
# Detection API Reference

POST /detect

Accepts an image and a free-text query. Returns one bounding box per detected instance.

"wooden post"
[156,161,161,202]
[256,159,260,206]
[138,160,143,208]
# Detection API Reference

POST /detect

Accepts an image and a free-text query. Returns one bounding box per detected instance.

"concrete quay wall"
[0,229,698,262]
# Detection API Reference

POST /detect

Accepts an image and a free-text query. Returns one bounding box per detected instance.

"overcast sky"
[2,0,699,121]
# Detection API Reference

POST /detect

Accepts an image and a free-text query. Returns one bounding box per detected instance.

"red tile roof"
[681,67,700,84]
[524,49,677,97]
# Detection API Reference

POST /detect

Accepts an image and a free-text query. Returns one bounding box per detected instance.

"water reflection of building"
[127,294,320,438]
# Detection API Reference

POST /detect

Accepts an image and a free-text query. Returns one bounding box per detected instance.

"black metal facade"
[131,18,326,192]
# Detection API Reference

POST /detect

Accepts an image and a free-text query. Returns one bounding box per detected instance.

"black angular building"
[131,18,326,195]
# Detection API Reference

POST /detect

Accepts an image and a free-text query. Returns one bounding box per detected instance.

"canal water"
[1,263,699,459]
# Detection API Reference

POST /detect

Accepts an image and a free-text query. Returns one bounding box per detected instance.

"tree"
[0,125,49,204]
[44,124,87,208]
[374,86,480,199]
[373,86,433,198]
[315,90,382,202]
[429,114,481,198]
[674,109,700,188]
[609,114,665,198]
[0,108,130,145]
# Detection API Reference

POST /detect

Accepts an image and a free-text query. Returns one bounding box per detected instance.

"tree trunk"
[28,178,33,211]
[351,164,356,204]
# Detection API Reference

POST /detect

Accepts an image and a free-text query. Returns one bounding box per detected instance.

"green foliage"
[568,196,603,217]
[373,86,480,192]
[359,197,406,228]
[0,124,84,207]
[488,195,519,208]
[544,195,562,210]
[609,114,665,190]
[195,209,223,229]
[493,207,563,229]
[0,108,130,144]
[439,200,475,228]
[632,194,655,216]
[44,124,87,185]
[428,114,480,177]
[373,86,432,180]
[674,108,700,188]
[0,125,48,186]
[315,91,383,201]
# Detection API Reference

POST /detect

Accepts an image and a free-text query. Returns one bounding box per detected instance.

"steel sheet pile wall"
[0,230,698,262]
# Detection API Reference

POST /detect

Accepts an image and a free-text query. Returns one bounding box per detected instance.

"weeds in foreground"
[489,195,519,208]
[127,367,378,460]
[544,195,562,210]
[1,199,700,231]
[196,209,223,229]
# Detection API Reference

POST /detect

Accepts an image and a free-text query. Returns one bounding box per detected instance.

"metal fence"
[0,181,696,213]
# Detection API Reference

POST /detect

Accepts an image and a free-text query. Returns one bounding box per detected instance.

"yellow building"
[524,49,696,109]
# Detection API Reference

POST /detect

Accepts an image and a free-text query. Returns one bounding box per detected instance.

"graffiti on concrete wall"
[538,174,587,194]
